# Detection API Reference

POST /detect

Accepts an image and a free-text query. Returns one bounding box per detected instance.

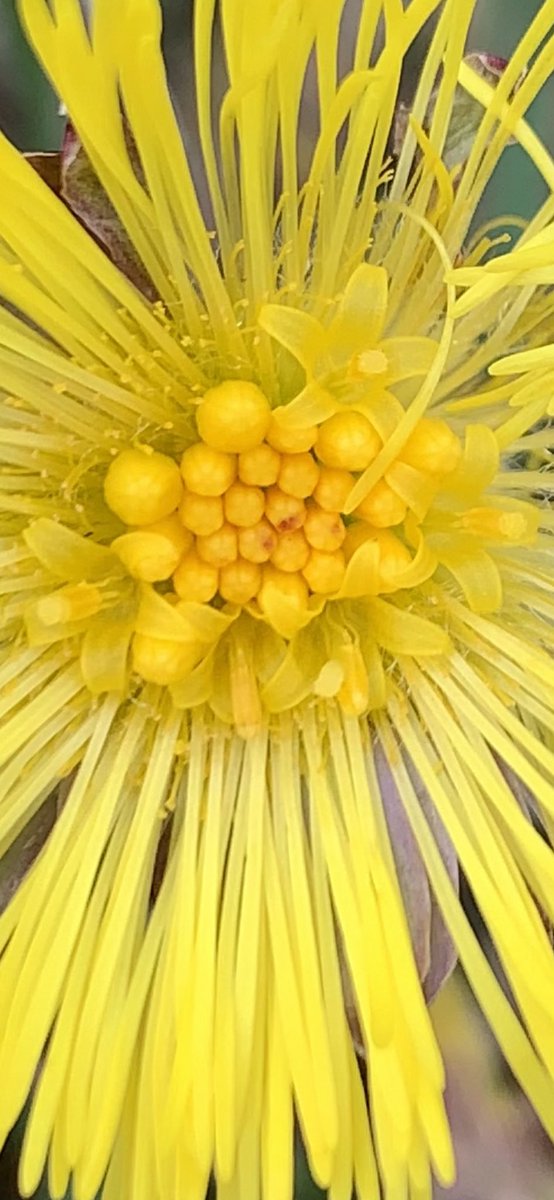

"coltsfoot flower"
[1,1,554,1199]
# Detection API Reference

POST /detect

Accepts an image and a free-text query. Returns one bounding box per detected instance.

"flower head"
[1,1,554,1198]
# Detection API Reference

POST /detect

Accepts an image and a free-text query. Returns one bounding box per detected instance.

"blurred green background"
[0,0,553,1198]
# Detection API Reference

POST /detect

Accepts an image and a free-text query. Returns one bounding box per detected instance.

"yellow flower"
[1,1,554,1198]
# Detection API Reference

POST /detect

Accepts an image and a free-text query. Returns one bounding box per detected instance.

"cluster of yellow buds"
[103,380,462,627]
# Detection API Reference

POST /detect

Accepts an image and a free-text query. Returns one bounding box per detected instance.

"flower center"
[97,379,464,684]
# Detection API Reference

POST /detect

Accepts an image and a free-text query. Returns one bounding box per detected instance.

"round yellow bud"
[196,522,238,567]
[315,412,382,470]
[219,558,262,604]
[303,548,345,594]
[278,452,320,499]
[238,518,277,563]
[398,418,461,475]
[179,490,224,536]
[112,515,190,582]
[180,443,236,496]
[355,479,407,527]
[224,481,265,527]
[264,486,306,534]
[196,381,271,452]
[266,417,318,454]
[377,531,412,588]
[270,529,310,573]
[258,565,309,616]
[104,447,183,526]
[238,443,281,487]
[313,467,355,513]
[132,633,202,685]
[304,505,345,552]
[173,550,219,603]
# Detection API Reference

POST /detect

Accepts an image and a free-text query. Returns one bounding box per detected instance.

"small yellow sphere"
[278,452,320,499]
[132,633,202,685]
[313,467,355,513]
[270,529,310,573]
[179,490,224,536]
[224,481,265,528]
[180,443,236,496]
[398,418,461,476]
[196,381,271,452]
[266,417,317,454]
[238,519,277,564]
[196,522,238,567]
[304,505,345,552]
[303,548,346,594]
[264,486,306,534]
[104,447,183,526]
[258,565,309,615]
[219,558,262,604]
[238,443,281,487]
[355,479,407,527]
[173,550,219,603]
[377,531,412,588]
[315,412,382,471]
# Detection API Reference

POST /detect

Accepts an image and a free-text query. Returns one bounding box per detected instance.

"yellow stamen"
[264,486,306,533]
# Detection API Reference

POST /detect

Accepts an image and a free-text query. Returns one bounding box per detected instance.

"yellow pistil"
[35,582,103,627]
[458,506,533,542]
